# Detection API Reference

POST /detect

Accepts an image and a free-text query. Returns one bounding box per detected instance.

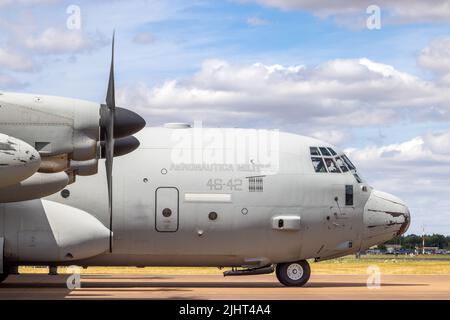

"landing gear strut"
[0,266,9,284]
[0,238,8,284]
[276,260,310,287]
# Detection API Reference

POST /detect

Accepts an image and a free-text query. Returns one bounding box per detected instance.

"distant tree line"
[382,234,450,249]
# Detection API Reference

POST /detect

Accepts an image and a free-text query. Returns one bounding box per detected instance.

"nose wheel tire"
[276,260,310,287]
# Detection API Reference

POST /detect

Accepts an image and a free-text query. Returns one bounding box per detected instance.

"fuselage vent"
[248,177,264,192]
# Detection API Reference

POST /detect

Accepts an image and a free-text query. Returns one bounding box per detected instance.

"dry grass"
[19,266,226,275]
[18,255,450,276]
[312,256,450,275]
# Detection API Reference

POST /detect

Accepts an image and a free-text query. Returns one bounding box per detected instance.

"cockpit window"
[341,155,356,171]
[324,158,341,173]
[327,147,337,156]
[309,146,359,176]
[311,157,327,173]
[319,147,331,156]
[310,147,320,156]
[335,156,349,172]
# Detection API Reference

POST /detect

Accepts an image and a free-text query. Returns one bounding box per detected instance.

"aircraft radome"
[0,37,410,287]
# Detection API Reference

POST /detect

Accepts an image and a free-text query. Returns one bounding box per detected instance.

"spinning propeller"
[100,32,146,252]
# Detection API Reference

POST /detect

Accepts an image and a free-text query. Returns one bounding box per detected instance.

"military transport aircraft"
[0,36,410,287]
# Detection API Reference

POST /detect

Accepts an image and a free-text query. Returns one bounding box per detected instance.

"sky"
[1,0,450,234]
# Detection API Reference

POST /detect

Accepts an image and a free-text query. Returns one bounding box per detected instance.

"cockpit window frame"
[309,146,360,178]
[327,147,337,156]
[311,157,328,173]
[319,147,331,157]
[341,154,356,171]
[353,173,362,183]
[323,157,341,173]
[310,147,320,156]
[335,156,349,173]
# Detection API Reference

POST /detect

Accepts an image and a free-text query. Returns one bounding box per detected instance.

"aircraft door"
[155,187,179,232]
[325,184,358,247]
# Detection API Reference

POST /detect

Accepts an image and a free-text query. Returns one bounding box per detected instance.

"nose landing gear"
[0,266,9,284]
[0,238,8,284]
[276,260,311,287]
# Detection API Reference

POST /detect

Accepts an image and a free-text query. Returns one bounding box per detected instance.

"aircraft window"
[342,155,356,171]
[353,174,362,183]
[345,185,354,206]
[310,147,320,156]
[324,158,341,173]
[311,157,327,173]
[335,157,349,173]
[327,148,337,156]
[310,148,354,175]
[319,147,331,156]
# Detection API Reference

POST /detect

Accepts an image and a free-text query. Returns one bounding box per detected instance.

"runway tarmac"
[0,274,449,300]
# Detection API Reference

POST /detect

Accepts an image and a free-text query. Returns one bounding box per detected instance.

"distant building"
[385,244,401,253]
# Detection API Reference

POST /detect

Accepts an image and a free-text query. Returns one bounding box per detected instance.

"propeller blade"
[99,31,145,253]
[105,31,116,253]
[105,124,113,252]
[106,31,116,110]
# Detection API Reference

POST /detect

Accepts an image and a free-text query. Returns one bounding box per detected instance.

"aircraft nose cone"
[114,107,146,139]
[361,190,411,249]
[399,205,411,236]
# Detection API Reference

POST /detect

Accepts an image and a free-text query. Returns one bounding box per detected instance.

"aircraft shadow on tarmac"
[0,279,428,289]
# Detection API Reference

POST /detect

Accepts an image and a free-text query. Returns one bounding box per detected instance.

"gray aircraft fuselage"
[24,126,409,268]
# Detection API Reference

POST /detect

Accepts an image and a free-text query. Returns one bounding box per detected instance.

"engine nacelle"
[70,159,99,176]
[0,172,69,203]
[0,90,145,192]
[0,133,41,188]
[39,154,70,173]
[0,92,100,161]
[0,200,110,263]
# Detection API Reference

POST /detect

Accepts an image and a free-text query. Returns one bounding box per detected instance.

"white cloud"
[418,38,450,76]
[310,129,350,145]
[117,57,450,129]
[22,28,105,54]
[347,133,450,169]
[347,133,450,217]
[0,48,34,72]
[0,0,58,7]
[239,0,450,24]
[423,132,450,155]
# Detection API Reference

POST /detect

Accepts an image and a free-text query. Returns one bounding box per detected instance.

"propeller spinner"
[100,32,146,252]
